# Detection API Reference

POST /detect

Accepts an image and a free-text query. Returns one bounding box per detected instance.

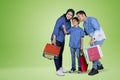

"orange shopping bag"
[43,43,61,59]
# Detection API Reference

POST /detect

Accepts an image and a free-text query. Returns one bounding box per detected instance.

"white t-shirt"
[93,27,106,41]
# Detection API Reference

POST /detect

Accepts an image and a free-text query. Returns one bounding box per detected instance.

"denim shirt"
[83,17,106,41]
[51,16,71,42]
[84,17,100,37]
[68,26,84,48]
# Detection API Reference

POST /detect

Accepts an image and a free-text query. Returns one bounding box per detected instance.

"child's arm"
[80,37,84,50]
[62,25,68,34]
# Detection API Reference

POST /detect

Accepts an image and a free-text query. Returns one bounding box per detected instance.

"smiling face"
[66,12,73,20]
[72,19,79,27]
[77,13,86,22]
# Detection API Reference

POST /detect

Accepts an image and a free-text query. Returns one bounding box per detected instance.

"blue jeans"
[70,48,81,68]
[54,40,65,71]
[90,39,105,69]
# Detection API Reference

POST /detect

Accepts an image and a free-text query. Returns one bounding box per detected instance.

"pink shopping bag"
[87,45,103,61]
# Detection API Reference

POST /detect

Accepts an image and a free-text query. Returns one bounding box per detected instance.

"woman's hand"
[52,35,56,46]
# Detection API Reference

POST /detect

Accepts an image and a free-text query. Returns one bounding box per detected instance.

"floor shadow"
[64,68,108,74]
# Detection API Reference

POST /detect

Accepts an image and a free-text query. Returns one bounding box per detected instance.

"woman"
[51,9,75,76]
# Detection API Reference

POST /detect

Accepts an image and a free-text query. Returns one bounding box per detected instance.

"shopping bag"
[80,50,88,72]
[43,53,54,60]
[43,43,61,59]
[84,48,90,61]
[87,45,103,61]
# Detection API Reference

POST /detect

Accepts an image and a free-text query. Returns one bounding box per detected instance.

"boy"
[63,17,84,73]
[76,10,106,75]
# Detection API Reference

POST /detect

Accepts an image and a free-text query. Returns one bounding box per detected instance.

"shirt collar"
[73,26,79,28]
[85,17,89,23]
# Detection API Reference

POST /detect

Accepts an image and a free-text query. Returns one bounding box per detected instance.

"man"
[76,10,106,75]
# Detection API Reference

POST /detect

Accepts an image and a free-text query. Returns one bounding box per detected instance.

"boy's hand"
[80,47,83,51]
[62,25,66,28]
[62,25,68,34]
[80,38,84,55]
[80,49,84,55]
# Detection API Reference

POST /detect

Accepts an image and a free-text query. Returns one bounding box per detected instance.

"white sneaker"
[56,69,64,76]
[60,67,67,73]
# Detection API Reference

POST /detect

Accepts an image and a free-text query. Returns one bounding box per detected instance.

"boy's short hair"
[76,10,87,16]
[72,17,79,23]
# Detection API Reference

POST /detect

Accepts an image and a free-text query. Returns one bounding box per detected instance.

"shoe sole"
[56,74,65,76]
[69,71,76,73]
[98,68,104,70]
[88,72,99,76]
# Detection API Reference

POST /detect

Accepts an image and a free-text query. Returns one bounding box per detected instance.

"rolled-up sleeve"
[67,28,71,34]
[91,18,100,38]
[91,18,100,30]
[52,18,63,36]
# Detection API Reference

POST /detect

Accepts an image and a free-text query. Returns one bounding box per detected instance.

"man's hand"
[89,38,95,45]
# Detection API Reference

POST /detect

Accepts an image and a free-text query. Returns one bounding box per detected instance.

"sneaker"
[69,67,76,73]
[97,64,104,70]
[60,67,67,73]
[88,68,99,76]
[56,69,65,76]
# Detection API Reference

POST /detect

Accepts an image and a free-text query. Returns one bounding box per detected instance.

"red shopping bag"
[79,50,88,72]
[87,45,103,61]
[43,43,61,59]
[80,55,88,72]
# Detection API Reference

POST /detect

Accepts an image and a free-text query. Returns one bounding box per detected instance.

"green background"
[0,0,120,80]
